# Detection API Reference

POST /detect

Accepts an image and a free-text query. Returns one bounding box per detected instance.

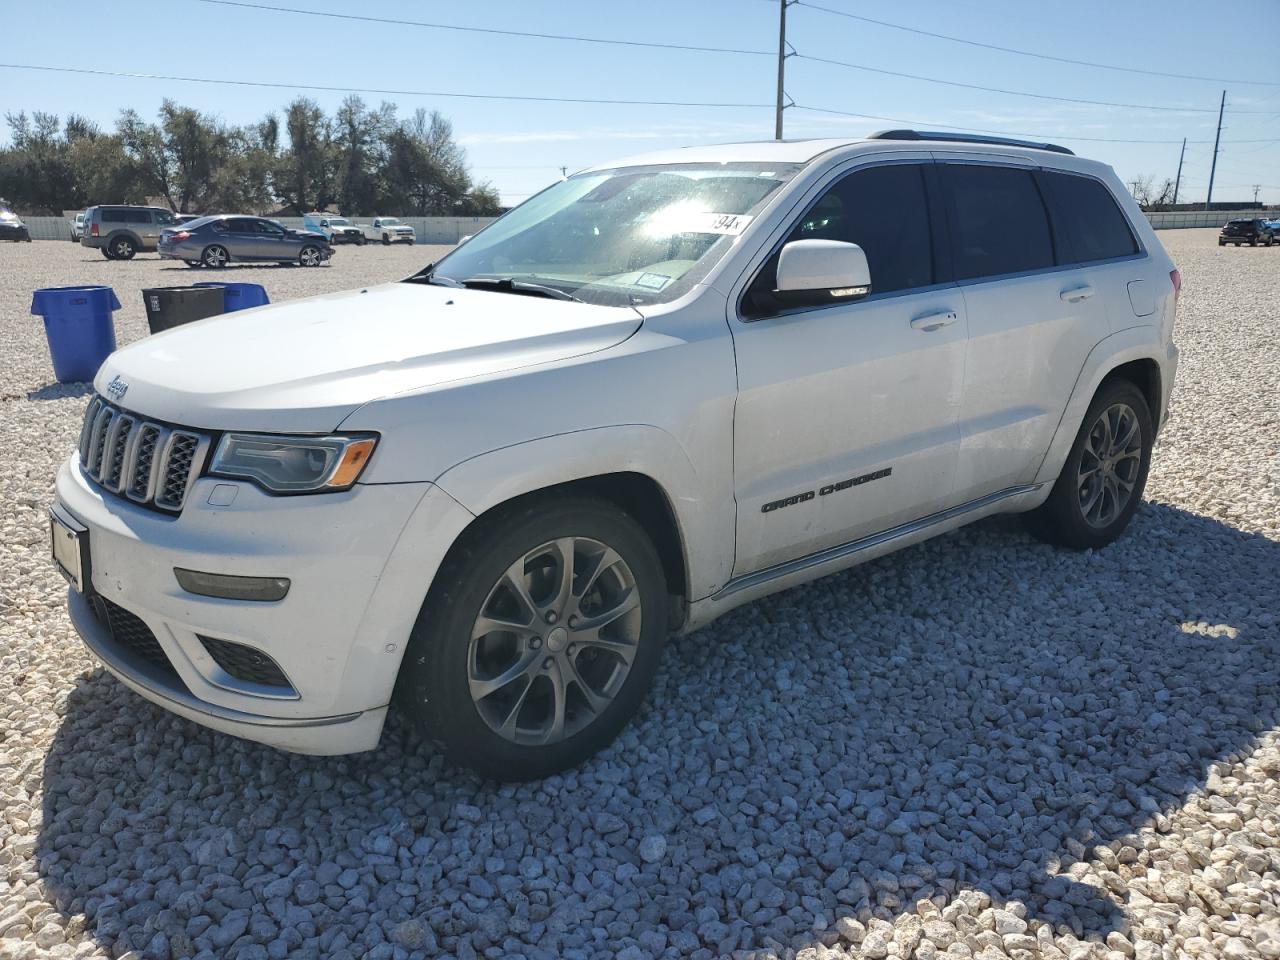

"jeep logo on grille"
[106,375,128,401]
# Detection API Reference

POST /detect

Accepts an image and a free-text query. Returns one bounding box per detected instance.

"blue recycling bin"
[193,281,269,313]
[30,285,120,383]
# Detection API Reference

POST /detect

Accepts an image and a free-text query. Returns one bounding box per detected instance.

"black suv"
[1219,218,1276,247]
[80,205,180,259]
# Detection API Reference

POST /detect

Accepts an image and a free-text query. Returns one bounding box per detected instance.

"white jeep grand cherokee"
[52,131,1179,780]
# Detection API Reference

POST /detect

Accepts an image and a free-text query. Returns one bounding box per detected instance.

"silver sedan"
[159,215,334,268]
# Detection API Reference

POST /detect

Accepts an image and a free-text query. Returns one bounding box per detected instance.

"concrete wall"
[19,209,1268,242]
[20,215,498,243]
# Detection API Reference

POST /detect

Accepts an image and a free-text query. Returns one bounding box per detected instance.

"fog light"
[174,568,290,602]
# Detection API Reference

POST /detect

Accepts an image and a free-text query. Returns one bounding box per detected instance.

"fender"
[1032,324,1174,489]
[433,424,734,603]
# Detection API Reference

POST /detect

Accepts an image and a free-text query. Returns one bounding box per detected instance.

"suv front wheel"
[1024,378,1153,550]
[398,497,668,780]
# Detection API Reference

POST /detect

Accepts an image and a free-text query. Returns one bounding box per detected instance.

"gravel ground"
[1,231,1277,960]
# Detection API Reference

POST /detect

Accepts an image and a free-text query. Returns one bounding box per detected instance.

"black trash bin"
[141,286,226,334]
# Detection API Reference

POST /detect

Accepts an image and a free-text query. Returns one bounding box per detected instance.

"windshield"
[425,162,800,307]
[329,218,349,225]
[380,218,400,225]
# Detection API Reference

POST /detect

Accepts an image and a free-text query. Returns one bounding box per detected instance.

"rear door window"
[1039,172,1138,263]
[940,164,1054,280]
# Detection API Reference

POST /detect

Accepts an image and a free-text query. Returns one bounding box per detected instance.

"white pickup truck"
[360,217,415,245]
[52,131,1179,780]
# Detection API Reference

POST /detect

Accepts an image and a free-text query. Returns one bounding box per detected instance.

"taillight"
[1170,268,1182,300]
[172,230,191,241]
[90,223,98,236]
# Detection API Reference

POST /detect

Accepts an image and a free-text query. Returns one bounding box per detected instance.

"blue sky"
[4,0,1278,206]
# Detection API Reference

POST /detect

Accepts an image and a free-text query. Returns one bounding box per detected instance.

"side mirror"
[774,239,871,306]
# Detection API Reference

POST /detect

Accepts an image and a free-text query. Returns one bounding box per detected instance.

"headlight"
[210,434,377,493]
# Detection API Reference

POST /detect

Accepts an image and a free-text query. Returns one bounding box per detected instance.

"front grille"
[198,636,292,688]
[92,597,184,687]
[78,396,209,513]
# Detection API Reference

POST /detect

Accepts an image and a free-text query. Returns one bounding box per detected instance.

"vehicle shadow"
[26,382,94,401]
[35,502,1279,958]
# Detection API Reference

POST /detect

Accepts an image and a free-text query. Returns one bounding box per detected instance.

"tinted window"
[227,218,257,232]
[942,164,1054,280]
[743,163,934,315]
[100,209,123,223]
[1040,172,1137,263]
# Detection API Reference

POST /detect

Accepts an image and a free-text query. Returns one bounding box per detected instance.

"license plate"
[50,508,90,594]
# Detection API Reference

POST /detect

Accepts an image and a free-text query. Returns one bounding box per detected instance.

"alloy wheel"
[1077,402,1143,528]
[203,246,228,268]
[467,536,642,746]
[300,246,322,267]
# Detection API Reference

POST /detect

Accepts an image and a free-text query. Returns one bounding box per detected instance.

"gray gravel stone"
[1,233,1278,960]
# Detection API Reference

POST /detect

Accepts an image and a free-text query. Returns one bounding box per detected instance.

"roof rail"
[868,129,1074,156]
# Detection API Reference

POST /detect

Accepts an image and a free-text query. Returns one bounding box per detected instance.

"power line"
[0,63,774,110]
[797,54,1220,113]
[795,1,1280,87]
[194,0,772,57]
[791,104,1276,145]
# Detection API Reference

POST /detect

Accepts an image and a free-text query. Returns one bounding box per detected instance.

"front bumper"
[0,224,29,240]
[54,457,474,754]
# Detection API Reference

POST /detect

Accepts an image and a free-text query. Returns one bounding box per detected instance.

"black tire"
[356,235,366,246]
[101,246,115,260]
[201,245,229,268]
[1249,239,1257,246]
[381,233,391,246]
[110,235,136,260]
[1218,239,1226,246]
[1023,378,1153,550]
[299,244,323,267]
[397,496,669,781]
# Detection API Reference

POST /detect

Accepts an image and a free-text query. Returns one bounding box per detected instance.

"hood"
[288,228,328,241]
[95,283,642,432]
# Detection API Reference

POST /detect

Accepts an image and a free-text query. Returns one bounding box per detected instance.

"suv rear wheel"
[397,497,668,780]
[109,236,136,260]
[1024,378,1153,550]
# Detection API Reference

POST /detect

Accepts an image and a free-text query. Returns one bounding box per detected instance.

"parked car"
[52,131,1179,780]
[158,215,333,267]
[303,213,366,245]
[1218,218,1275,246]
[69,211,86,242]
[81,205,180,259]
[0,203,31,242]
[361,216,415,245]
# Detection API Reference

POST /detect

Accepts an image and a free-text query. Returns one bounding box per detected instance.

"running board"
[717,483,1041,599]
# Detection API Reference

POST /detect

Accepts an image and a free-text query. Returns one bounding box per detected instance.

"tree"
[333,95,395,215]
[381,109,474,215]
[274,98,336,214]
[1128,175,1177,211]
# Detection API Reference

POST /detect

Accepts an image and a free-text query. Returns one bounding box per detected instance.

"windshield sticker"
[635,272,672,290]
[645,211,754,237]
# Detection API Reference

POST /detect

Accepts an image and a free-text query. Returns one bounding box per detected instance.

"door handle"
[1060,284,1096,303]
[910,310,957,332]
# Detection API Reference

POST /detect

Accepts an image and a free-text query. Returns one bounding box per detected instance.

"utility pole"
[774,0,788,140]
[1172,138,1186,206]
[1253,184,1261,204]
[1205,90,1225,211]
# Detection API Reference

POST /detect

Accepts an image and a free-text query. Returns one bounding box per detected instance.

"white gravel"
[1,232,1278,960]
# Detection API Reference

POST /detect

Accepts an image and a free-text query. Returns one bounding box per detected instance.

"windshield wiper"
[403,264,464,288]
[460,277,582,302]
